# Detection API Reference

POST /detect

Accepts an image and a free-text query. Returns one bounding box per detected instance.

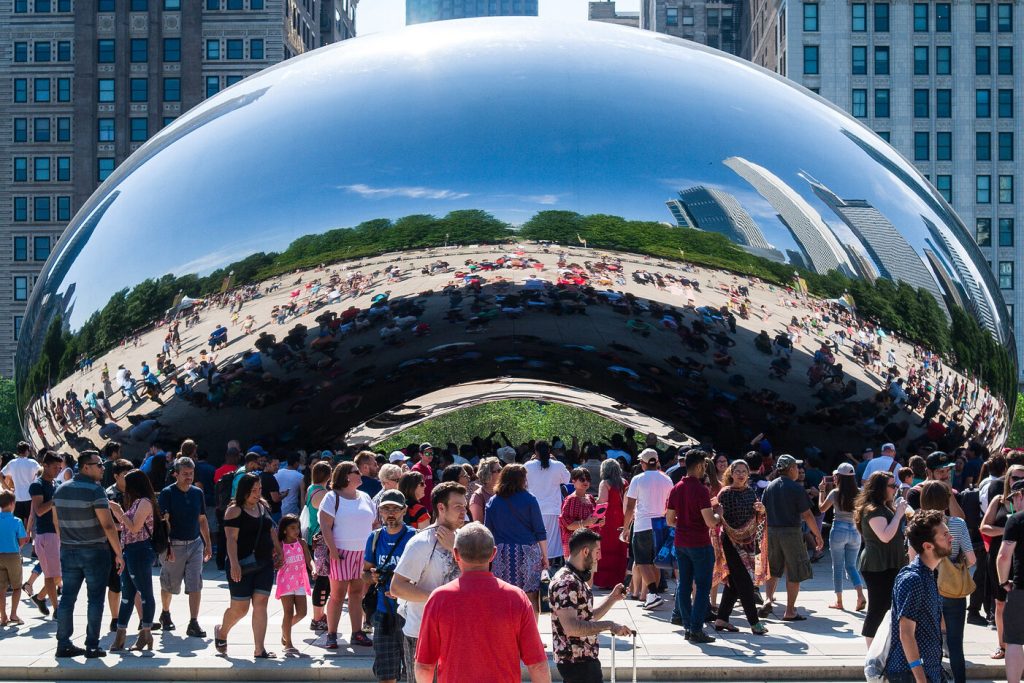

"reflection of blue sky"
[46,18,1005,339]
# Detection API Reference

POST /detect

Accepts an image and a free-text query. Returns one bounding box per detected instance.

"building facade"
[588,1,639,28]
[406,0,537,25]
[0,0,357,379]
[640,0,746,56]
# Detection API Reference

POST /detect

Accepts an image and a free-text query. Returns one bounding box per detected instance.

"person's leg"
[828,529,845,605]
[784,580,801,617]
[845,535,866,610]
[689,546,713,630]
[1007,645,1024,683]
[403,635,418,683]
[942,597,966,683]
[326,579,347,635]
[676,552,695,631]
[82,547,112,651]
[293,595,307,628]
[251,594,270,655]
[117,549,140,630]
[720,536,758,627]
[997,599,1007,652]
[312,575,329,624]
[281,595,295,648]
[347,578,366,635]
[218,598,249,640]
[55,551,84,650]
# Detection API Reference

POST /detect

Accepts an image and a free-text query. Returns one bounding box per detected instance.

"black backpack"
[215,472,234,513]
[148,503,171,556]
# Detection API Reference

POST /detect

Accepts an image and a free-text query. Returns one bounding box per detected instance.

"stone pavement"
[0,555,1007,681]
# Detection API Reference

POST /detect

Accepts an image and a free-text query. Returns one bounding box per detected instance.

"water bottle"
[539,569,551,613]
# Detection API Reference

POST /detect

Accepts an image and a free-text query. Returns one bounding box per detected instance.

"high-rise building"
[0,0,357,379]
[589,1,639,28]
[406,0,537,25]
[676,185,773,249]
[639,0,746,56]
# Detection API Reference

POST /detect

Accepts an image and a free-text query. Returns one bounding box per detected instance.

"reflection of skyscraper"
[665,200,694,227]
[407,0,538,24]
[723,156,855,276]
[923,216,999,339]
[807,175,946,314]
[923,248,967,310]
[677,186,772,249]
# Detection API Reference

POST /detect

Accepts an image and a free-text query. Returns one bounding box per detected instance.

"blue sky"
[358,0,640,34]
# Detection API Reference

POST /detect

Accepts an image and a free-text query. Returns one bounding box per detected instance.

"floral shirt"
[549,564,598,664]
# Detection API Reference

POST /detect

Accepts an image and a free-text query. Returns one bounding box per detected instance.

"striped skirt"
[493,542,542,593]
[328,549,364,581]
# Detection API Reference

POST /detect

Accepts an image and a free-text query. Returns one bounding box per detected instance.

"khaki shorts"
[160,537,204,594]
[0,553,23,590]
[767,526,812,583]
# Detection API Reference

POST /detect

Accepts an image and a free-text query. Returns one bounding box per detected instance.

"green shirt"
[858,507,907,572]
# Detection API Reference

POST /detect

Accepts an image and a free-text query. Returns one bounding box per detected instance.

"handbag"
[937,556,975,599]
[311,493,340,577]
[237,504,266,576]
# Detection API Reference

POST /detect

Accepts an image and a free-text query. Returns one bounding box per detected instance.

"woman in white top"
[318,461,377,649]
[524,441,570,563]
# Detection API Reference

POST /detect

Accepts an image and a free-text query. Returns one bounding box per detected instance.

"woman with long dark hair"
[524,441,570,569]
[819,462,865,611]
[398,471,430,529]
[107,469,158,652]
[854,470,907,644]
[593,459,629,589]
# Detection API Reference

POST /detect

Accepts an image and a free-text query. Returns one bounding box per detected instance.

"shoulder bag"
[311,492,340,577]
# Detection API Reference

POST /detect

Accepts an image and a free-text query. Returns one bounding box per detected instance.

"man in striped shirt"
[52,451,124,659]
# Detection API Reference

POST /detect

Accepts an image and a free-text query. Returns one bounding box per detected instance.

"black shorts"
[227,562,274,600]
[557,658,602,683]
[312,574,331,607]
[1005,590,1024,645]
[13,501,31,527]
[107,547,121,592]
[631,530,655,565]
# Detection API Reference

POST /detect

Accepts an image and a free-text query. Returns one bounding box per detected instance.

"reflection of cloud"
[168,231,292,276]
[339,183,470,200]
[492,193,562,205]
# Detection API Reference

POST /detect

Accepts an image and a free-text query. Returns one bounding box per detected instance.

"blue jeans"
[674,545,714,631]
[828,522,864,593]
[118,541,156,629]
[56,545,112,650]
[942,596,966,683]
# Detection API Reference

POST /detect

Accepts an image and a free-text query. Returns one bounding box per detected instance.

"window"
[162,116,176,127]
[977,46,991,75]
[13,237,27,262]
[130,38,148,63]
[874,3,889,31]
[206,0,218,8]
[98,0,114,9]
[914,46,929,74]
[936,46,951,74]
[13,317,22,341]
[97,39,114,63]
[205,75,219,97]
[998,3,1012,31]
[977,218,993,246]
[14,277,28,302]
[251,0,262,7]
[978,175,992,203]
[1000,218,1015,246]
[804,46,819,74]
[57,40,71,61]
[999,89,1014,117]
[14,79,27,103]
[977,3,991,31]
[34,157,50,182]
[936,3,951,30]
[57,117,70,141]
[98,118,114,142]
[33,78,50,102]
[914,89,929,117]
[852,3,866,31]
[852,89,867,117]
[14,43,28,62]
[97,158,114,182]
[999,261,1013,289]
[226,0,241,7]
[225,74,243,86]
[999,132,1014,160]
[936,175,952,203]
[130,117,148,142]
[226,39,243,59]
[999,46,1013,74]
[14,119,27,142]
[666,6,678,25]
[915,132,930,160]
[13,158,27,183]
[914,3,928,30]
[804,2,818,31]
[130,78,148,102]
[98,79,114,102]
[978,131,992,160]
[34,41,51,62]
[33,196,49,222]
[978,89,991,117]
[1000,175,1014,203]
[163,77,180,101]
[853,46,867,74]
[56,156,70,181]
[874,46,889,75]
[163,38,180,62]
[874,89,890,117]
[250,38,263,59]
[56,196,70,221]
[57,77,70,102]
[34,0,49,10]
[13,198,27,222]
[936,131,951,160]
[165,0,180,7]
[131,0,147,10]
[33,117,49,142]
[15,0,26,11]
[33,235,50,261]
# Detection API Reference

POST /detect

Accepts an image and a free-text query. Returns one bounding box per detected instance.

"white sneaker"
[642,595,664,610]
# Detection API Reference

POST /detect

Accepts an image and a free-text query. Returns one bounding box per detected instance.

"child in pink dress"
[275,515,312,654]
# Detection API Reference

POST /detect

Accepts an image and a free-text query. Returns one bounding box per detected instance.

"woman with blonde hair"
[469,457,501,522]
[593,458,629,589]
[981,463,1024,660]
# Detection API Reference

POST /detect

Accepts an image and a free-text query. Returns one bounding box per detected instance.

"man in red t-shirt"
[666,449,720,644]
[411,443,434,509]
[415,523,550,683]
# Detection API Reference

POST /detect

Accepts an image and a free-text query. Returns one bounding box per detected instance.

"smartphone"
[593,503,609,518]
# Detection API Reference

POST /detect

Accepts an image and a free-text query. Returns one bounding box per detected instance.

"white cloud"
[339,183,470,200]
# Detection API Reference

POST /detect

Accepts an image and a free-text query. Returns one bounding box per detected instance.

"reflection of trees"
[22,208,1015,407]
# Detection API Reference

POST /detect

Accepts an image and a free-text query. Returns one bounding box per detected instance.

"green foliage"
[1008,394,1024,449]
[0,379,21,452]
[375,400,627,453]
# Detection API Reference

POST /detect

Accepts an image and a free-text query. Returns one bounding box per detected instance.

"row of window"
[12,0,71,12]
[205,38,265,60]
[205,74,245,97]
[14,38,265,65]
[803,2,1013,34]
[976,217,1015,247]
[97,0,181,9]
[97,77,181,102]
[12,41,72,63]
[846,45,1014,76]
[12,196,72,223]
[12,0,264,11]
[12,236,51,262]
[13,117,72,143]
[97,38,182,63]
[12,78,71,103]
[849,87,1013,120]
[975,132,1014,161]
[12,157,72,183]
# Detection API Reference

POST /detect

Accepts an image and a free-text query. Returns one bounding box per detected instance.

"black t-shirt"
[260,471,282,515]
[1002,510,1024,589]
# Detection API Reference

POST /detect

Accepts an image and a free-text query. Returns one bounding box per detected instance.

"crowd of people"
[0,428,1021,683]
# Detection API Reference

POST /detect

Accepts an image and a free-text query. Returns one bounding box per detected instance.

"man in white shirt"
[274,452,305,517]
[3,441,39,525]
[861,442,899,480]
[620,448,673,609]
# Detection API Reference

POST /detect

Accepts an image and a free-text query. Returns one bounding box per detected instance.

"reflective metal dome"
[17,18,1015,457]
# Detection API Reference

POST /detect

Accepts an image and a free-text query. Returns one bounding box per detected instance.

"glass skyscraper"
[407,0,538,25]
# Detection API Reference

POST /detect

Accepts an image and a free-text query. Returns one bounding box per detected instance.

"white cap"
[388,451,408,464]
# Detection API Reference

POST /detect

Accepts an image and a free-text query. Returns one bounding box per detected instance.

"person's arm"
[32,493,54,518]
[117,499,153,534]
[529,498,549,569]
[592,584,627,622]
[897,616,927,683]
[701,506,720,529]
[518,598,553,683]
[469,494,485,524]
[947,494,965,520]
[801,509,823,549]
[868,504,906,543]
[95,506,124,573]
[199,508,212,562]
[997,539,1015,585]
[223,505,242,582]
[818,488,833,513]
[980,496,1005,537]
[620,495,637,542]
[596,480,609,505]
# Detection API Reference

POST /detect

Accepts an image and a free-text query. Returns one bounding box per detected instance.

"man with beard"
[549,529,631,683]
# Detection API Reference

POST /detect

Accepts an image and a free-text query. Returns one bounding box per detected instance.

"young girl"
[275,514,313,655]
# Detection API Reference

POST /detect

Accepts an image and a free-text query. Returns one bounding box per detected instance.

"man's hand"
[609,623,633,636]
[114,553,125,574]
[814,533,824,552]
[435,526,455,552]
[203,545,212,562]
[608,583,626,604]
[753,501,765,514]
[166,549,175,564]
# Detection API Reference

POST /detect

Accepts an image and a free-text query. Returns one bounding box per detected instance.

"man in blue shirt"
[885,509,952,683]
[362,490,414,683]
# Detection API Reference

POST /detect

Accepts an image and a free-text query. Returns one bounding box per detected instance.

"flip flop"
[254,650,276,659]
[781,614,807,622]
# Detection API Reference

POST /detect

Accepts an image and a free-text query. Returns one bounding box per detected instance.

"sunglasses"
[887,483,899,490]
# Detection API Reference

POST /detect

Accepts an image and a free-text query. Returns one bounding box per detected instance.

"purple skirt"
[492,542,542,593]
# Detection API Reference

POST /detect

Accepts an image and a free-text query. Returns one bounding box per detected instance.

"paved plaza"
[0,555,1005,681]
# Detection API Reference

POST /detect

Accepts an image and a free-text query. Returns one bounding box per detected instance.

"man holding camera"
[550,528,632,683]
[362,490,414,683]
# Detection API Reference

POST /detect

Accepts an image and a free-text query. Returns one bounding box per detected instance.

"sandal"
[20,583,31,597]
[283,646,300,656]
[213,625,227,655]
[855,598,866,612]
[254,650,276,659]
[8,617,23,626]
[351,630,373,647]
[751,621,769,636]
[992,647,1006,660]
[713,621,739,632]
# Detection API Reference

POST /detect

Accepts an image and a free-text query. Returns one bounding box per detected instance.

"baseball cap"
[496,446,516,463]
[834,462,855,477]
[248,445,268,457]
[881,442,896,453]
[388,451,408,464]
[926,451,955,470]
[377,490,407,508]
[775,454,799,471]
[420,442,433,453]
[640,448,660,464]
[862,446,874,454]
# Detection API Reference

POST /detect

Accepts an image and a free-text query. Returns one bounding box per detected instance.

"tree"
[0,379,21,451]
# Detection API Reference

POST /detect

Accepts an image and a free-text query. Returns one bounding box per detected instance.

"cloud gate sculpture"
[16,18,1016,460]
